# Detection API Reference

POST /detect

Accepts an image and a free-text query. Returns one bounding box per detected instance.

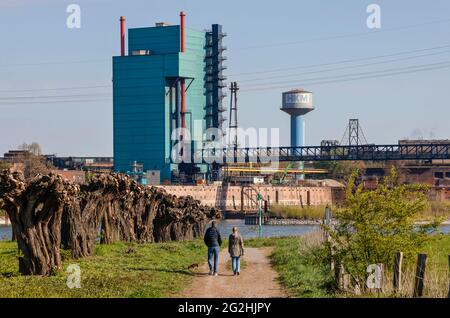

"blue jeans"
[208,246,220,273]
[232,256,241,273]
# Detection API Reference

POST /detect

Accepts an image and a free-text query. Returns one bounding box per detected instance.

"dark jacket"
[204,226,222,247]
[228,233,244,257]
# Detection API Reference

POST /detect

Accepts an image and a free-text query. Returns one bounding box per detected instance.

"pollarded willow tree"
[0,170,220,275]
[0,171,71,275]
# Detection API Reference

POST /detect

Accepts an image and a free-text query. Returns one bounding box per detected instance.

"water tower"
[280,89,314,179]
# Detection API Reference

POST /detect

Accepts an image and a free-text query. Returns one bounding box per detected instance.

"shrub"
[325,167,441,291]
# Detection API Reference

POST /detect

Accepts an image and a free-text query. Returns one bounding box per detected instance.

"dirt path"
[180,247,288,298]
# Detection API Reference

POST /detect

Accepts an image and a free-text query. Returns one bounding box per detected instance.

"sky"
[0,0,449,156]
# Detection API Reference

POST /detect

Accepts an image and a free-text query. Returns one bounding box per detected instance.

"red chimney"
[180,11,185,53]
[120,16,126,56]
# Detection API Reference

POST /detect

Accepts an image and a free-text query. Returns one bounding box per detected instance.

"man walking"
[204,221,222,276]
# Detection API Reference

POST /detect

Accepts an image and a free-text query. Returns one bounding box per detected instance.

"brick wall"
[159,185,342,211]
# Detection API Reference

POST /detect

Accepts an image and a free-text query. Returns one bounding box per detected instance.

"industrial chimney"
[180,11,185,53]
[120,16,126,56]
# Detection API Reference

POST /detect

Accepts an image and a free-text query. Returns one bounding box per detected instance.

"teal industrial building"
[113,13,226,183]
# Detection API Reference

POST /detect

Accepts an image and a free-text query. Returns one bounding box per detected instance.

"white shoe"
[214,272,218,277]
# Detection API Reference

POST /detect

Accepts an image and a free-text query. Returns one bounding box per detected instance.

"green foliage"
[326,167,441,289]
[269,204,325,220]
[313,161,366,180]
[0,161,10,170]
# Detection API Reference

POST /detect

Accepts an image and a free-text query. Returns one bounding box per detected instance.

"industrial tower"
[112,13,227,183]
[280,89,314,179]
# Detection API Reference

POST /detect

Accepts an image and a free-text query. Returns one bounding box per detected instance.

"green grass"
[1,234,447,298]
[246,236,334,298]
[0,240,205,298]
[247,234,450,298]
[269,205,326,220]
[352,234,450,298]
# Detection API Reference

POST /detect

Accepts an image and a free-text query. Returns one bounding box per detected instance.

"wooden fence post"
[335,263,350,291]
[393,251,403,293]
[413,254,427,298]
[447,255,450,298]
[376,263,385,294]
[334,263,343,290]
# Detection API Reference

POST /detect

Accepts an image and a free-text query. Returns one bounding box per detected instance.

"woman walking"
[228,226,244,276]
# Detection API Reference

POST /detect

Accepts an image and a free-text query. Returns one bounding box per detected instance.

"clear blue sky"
[0,0,449,156]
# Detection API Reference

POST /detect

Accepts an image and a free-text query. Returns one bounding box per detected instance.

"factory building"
[113,13,226,183]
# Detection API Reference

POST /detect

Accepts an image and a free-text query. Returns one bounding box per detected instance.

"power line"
[0,59,109,69]
[0,93,111,100]
[237,49,450,83]
[234,18,450,51]
[241,61,450,92]
[241,60,450,89]
[0,85,111,93]
[0,98,112,105]
[230,43,450,77]
[1,17,449,70]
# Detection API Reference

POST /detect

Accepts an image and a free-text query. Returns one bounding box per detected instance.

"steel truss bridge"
[188,143,450,164]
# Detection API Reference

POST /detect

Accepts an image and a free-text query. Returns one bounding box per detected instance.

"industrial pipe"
[181,80,186,135]
[180,11,185,52]
[120,16,126,56]
[179,12,186,141]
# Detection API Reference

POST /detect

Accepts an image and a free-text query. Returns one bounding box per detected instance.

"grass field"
[247,233,450,298]
[0,240,205,298]
[0,234,448,298]
[378,233,450,298]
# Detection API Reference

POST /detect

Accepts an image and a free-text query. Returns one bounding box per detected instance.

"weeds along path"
[179,247,288,298]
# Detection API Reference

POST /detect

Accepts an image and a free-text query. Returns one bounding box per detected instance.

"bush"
[325,167,441,291]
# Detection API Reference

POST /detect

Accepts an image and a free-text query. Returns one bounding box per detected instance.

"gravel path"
[179,247,288,298]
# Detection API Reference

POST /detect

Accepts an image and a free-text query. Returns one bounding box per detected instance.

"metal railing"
[187,143,450,164]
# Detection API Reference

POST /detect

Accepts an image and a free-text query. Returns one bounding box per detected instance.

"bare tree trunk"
[62,193,105,259]
[0,171,68,275]
[1,170,221,275]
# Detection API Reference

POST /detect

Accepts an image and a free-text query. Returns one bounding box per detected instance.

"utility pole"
[229,81,239,148]
[341,118,368,146]
[348,119,359,146]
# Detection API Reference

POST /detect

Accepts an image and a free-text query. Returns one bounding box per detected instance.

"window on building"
[434,172,444,179]
[446,172,450,179]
